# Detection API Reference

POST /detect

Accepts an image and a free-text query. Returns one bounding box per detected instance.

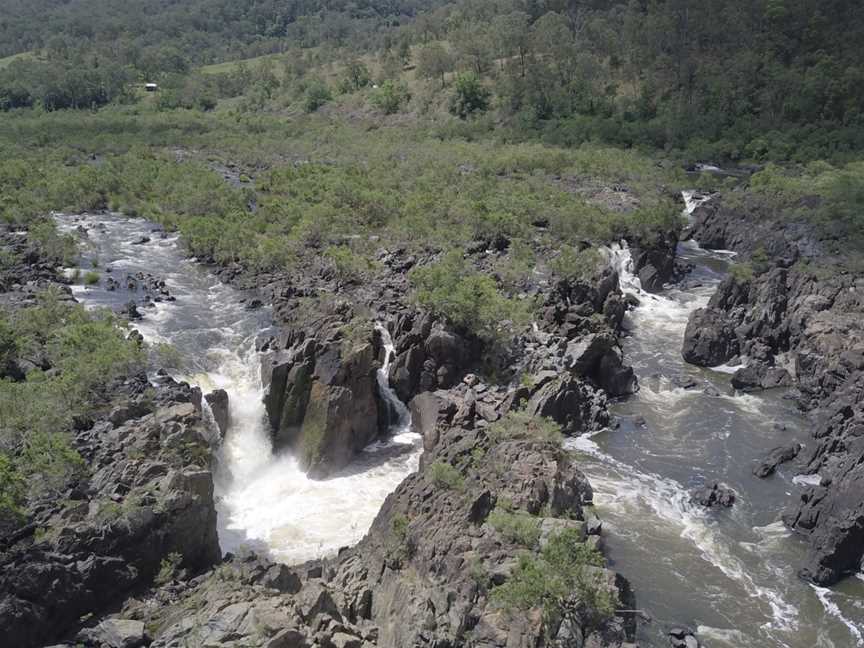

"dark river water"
[567,195,864,647]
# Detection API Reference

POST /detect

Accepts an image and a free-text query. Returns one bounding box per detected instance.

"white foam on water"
[217,325,420,562]
[696,625,750,647]
[215,324,422,562]
[567,434,800,633]
[812,585,864,646]
[710,362,745,375]
[792,474,822,487]
[57,212,423,566]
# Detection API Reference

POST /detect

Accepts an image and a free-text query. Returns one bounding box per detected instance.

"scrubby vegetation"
[488,505,541,547]
[411,251,530,341]
[0,290,144,523]
[492,527,617,633]
[429,460,465,491]
[487,410,563,444]
[747,162,864,248]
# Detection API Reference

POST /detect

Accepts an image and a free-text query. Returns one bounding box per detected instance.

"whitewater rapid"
[566,194,864,647]
[56,212,422,565]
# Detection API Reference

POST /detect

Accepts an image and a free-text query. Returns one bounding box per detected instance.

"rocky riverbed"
[1,209,653,647]
[3,177,863,648]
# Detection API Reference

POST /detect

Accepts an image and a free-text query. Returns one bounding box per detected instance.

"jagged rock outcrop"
[681,307,740,367]
[0,376,220,648]
[320,390,635,648]
[387,313,478,404]
[204,388,230,439]
[526,377,611,435]
[65,376,635,648]
[783,373,864,585]
[753,443,802,478]
[630,230,679,293]
[260,325,384,478]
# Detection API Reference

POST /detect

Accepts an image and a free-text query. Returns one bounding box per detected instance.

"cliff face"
[0,373,222,647]
[683,195,864,585]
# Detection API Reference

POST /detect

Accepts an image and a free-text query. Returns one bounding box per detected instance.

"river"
[55,203,864,647]
[568,194,864,647]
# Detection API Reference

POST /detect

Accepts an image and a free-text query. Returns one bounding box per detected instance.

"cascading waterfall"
[55,212,421,565]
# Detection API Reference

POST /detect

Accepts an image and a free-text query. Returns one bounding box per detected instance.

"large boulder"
[526,377,610,435]
[682,308,739,366]
[630,230,678,293]
[76,619,148,648]
[753,444,802,478]
[731,363,792,391]
[263,335,382,478]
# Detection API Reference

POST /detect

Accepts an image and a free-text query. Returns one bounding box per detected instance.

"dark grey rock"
[754,444,802,478]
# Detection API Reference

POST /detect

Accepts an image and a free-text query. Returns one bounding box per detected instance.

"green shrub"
[370,80,411,115]
[491,528,616,631]
[339,317,372,355]
[155,552,183,585]
[386,513,414,565]
[0,290,144,505]
[728,263,754,282]
[551,246,604,282]
[304,80,332,113]
[449,73,490,119]
[0,453,26,522]
[487,410,563,444]
[411,251,529,340]
[429,461,465,491]
[489,507,541,547]
[324,245,372,283]
[83,271,100,285]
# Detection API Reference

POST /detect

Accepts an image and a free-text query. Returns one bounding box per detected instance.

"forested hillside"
[1,0,863,159]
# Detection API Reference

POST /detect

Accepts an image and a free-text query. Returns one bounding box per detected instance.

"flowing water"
[56,212,421,564]
[566,195,864,647]
[55,207,864,645]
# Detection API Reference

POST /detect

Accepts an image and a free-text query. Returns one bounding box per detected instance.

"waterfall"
[55,212,422,565]
[375,323,411,436]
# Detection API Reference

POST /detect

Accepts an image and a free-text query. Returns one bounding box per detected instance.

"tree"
[454,23,494,76]
[397,39,412,66]
[417,43,453,87]
[345,59,371,91]
[491,11,531,76]
[303,79,332,112]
